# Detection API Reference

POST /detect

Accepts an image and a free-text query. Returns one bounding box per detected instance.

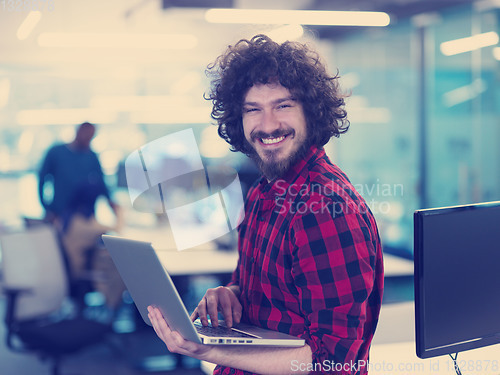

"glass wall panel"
[329,22,418,256]
[328,4,499,256]
[427,5,497,207]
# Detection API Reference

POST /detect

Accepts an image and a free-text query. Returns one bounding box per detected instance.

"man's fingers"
[192,286,243,328]
[149,308,184,353]
[218,291,233,327]
[148,306,171,343]
[148,311,160,337]
[228,292,242,325]
[232,307,242,325]
[196,297,209,326]
[148,306,211,360]
[205,293,219,327]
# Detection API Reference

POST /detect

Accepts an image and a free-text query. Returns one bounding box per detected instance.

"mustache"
[250,129,294,142]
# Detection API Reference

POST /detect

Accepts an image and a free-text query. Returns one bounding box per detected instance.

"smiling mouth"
[259,133,292,145]
[261,135,285,144]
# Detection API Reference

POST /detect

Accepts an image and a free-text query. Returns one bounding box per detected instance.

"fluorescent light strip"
[90,95,194,111]
[348,108,391,123]
[443,79,486,107]
[440,31,499,56]
[17,109,116,126]
[205,9,390,27]
[38,33,198,49]
[131,107,211,124]
[17,11,42,40]
[474,0,500,12]
[17,105,211,125]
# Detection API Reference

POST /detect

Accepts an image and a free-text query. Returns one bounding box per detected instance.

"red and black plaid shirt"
[214,145,384,375]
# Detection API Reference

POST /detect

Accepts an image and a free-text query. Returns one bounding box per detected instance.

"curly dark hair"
[205,34,349,155]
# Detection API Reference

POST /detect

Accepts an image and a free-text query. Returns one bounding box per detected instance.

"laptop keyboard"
[195,323,254,338]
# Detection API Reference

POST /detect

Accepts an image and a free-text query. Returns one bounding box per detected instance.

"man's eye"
[244,108,259,113]
[278,103,292,109]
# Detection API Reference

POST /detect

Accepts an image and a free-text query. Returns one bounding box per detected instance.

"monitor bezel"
[414,201,500,359]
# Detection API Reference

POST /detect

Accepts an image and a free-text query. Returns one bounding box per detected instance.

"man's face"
[242,83,309,180]
[75,126,95,149]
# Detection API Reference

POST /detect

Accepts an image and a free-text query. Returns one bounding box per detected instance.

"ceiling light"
[90,95,193,111]
[17,11,42,40]
[474,0,500,12]
[440,31,499,56]
[205,9,390,27]
[443,79,487,107]
[38,33,198,49]
[348,108,391,124]
[130,107,211,124]
[16,108,116,126]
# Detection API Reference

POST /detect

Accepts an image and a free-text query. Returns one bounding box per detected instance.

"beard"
[246,133,311,181]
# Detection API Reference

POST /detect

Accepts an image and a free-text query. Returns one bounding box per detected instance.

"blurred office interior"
[0,0,499,374]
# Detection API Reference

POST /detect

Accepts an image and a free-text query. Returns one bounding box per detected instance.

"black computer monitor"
[414,201,500,359]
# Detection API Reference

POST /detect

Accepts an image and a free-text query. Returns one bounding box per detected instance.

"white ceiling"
[0,0,328,105]
[0,0,486,130]
[0,0,321,67]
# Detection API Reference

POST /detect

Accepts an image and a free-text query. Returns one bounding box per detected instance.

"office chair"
[0,226,111,375]
[22,215,116,315]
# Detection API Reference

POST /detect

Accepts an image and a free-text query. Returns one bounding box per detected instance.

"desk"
[383,254,413,277]
[121,225,212,251]
[156,251,410,277]
[369,342,500,375]
[120,225,238,275]
[155,249,238,276]
[371,302,500,374]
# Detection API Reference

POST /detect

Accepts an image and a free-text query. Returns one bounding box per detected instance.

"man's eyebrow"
[274,96,297,104]
[243,96,297,106]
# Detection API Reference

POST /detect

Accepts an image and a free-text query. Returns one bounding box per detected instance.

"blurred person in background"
[38,121,121,226]
[38,121,124,310]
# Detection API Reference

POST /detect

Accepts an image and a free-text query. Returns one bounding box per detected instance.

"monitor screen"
[414,201,500,359]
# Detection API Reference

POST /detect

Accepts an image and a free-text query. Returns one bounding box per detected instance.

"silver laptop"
[102,235,305,347]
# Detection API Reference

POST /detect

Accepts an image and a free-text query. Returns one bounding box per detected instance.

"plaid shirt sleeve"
[290,195,380,373]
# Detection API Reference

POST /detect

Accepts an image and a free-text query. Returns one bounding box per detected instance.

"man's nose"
[260,110,279,132]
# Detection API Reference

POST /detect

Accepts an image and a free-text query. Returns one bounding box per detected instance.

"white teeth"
[261,136,285,145]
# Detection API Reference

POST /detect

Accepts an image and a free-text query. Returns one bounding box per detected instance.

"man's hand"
[147,306,212,359]
[148,304,313,375]
[190,285,242,328]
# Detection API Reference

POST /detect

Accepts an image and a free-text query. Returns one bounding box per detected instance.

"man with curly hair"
[148,35,384,375]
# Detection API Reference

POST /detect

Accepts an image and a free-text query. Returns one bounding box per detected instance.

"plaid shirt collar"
[257,144,325,199]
